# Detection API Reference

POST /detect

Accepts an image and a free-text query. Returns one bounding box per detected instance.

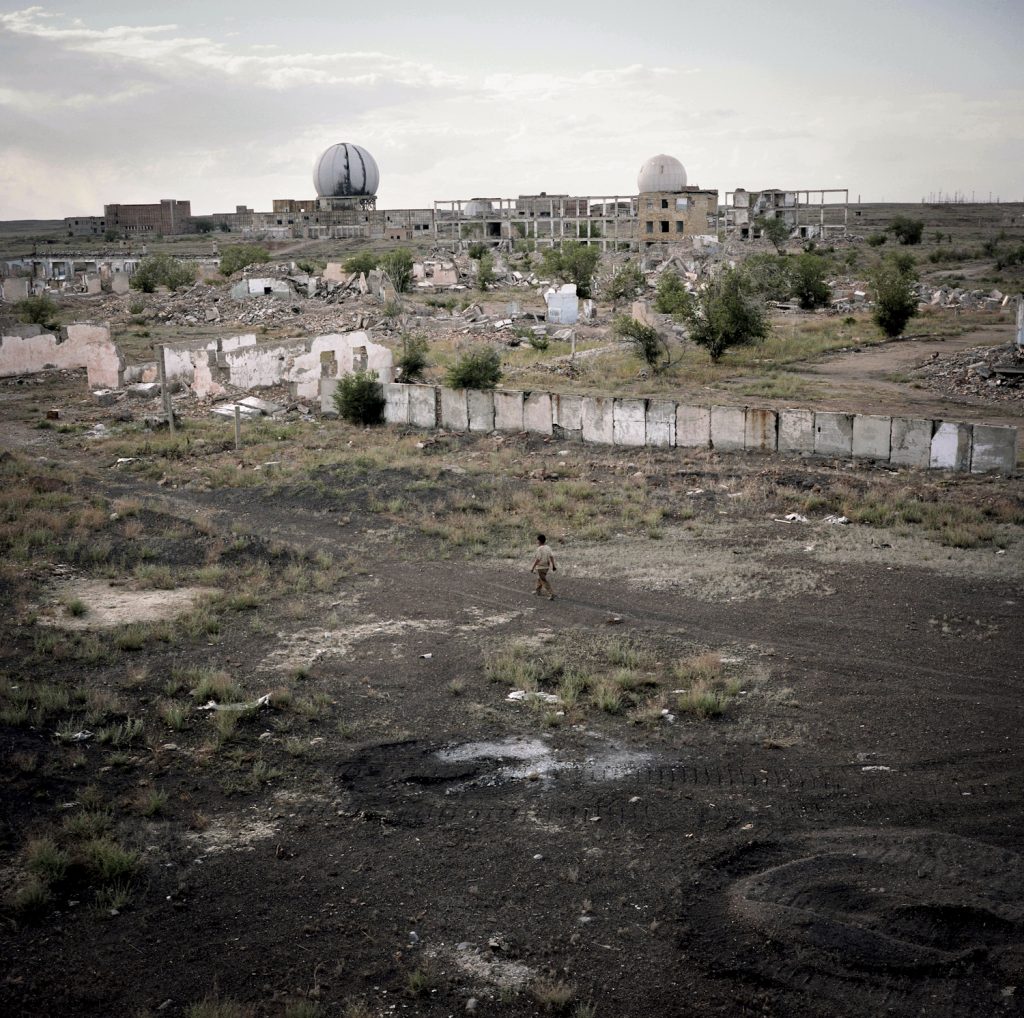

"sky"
[1,0,1022,220]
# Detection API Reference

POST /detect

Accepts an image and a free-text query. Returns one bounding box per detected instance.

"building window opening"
[661,199,668,209]
[660,221,669,233]
[645,221,654,234]
[676,222,685,234]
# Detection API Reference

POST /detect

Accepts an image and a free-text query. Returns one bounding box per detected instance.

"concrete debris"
[506,690,561,705]
[211,403,262,421]
[237,395,283,415]
[197,693,272,712]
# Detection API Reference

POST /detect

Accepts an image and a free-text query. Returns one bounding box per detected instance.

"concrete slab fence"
[372,383,1018,474]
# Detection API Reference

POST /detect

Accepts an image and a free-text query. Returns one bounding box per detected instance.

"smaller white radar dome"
[313,143,380,198]
[637,154,687,193]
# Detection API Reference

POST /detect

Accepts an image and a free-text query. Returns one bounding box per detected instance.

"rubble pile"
[909,342,1023,404]
[917,284,1014,312]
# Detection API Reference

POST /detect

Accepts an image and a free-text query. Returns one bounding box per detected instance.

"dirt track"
[1,369,1023,1017]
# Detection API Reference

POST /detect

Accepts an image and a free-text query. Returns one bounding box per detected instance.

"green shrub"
[887,216,924,245]
[343,252,378,276]
[218,244,270,277]
[871,255,919,338]
[445,346,502,390]
[790,253,831,309]
[604,262,645,308]
[14,294,59,327]
[131,254,197,292]
[683,267,769,361]
[866,233,888,247]
[653,271,693,317]
[541,241,601,298]
[755,215,790,252]
[741,254,792,302]
[613,315,670,372]
[332,371,385,425]
[467,242,488,260]
[396,334,429,382]
[379,248,414,293]
[476,252,496,290]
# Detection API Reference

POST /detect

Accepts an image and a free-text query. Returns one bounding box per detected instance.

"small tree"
[477,252,496,291]
[871,255,919,338]
[14,294,59,328]
[866,233,888,247]
[653,271,693,317]
[193,218,215,234]
[379,248,414,294]
[740,254,792,303]
[756,215,790,253]
[604,262,645,310]
[613,315,671,372]
[332,371,385,425]
[887,216,924,246]
[396,334,429,382]
[131,253,197,293]
[467,242,488,260]
[541,241,601,298]
[343,252,378,276]
[790,253,831,309]
[683,267,769,362]
[218,244,270,277]
[446,346,502,389]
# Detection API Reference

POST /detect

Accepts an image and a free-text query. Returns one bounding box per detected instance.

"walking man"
[531,533,556,600]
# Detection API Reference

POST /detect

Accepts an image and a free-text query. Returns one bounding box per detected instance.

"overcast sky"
[1,1,1022,219]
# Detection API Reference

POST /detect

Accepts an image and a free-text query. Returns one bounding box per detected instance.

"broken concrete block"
[552,393,583,435]
[710,405,745,452]
[613,399,647,447]
[127,382,161,400]
[552,328,575,343]
[407,384,438,429]
[238,396,282,416]
[320,377,339,415]
[205,307,220,323]
[494,390,525,432]
[646,399,676,448]
[889,418,932,468]
[467,388,495,432]
[93,389,119,406]
[969,424,1016,474]
[814,412,854,457]
[929,421,972,471]
[852,414,892,460]
[382,382,410,425]
[581,396,614,445]
[744,408,778,452]
[778,409,815,454]
[676,405,710,448]
[524,392,553,435]
[211,403,261,421]
[440,387,469,430]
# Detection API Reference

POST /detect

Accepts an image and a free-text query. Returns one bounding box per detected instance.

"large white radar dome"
[637,154,687,193]
[313,143,380,198]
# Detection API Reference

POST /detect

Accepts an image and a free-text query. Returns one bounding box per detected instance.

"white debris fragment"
[507,690,561,705]
[823,515,851,525]
[197,693,272,712]
[775,512,809,523]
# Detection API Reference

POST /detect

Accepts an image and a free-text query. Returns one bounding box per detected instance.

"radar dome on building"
[637,154,687,193]
[313,143,380,198]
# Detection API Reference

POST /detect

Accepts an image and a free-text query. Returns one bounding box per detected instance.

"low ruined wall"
[0,324,123,389]
[376,383,1018,475]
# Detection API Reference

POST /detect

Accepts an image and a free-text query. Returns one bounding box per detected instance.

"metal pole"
[234,405,241,450]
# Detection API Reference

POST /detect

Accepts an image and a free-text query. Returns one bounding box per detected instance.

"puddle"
[39,578,219,629]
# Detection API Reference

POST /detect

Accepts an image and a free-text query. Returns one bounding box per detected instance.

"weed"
[531,978,576,1011]
[160,702,188,731]
[186,995,254,1018]
[115,625,148,652]
[447,679,465,696]
[83,837,140,882]
[593,681,623,715]
[94,880,133,911]
[342,1002,373,1018]
[65,597,88,617]
[404,965,437,998]
[25,837,69,884]
[97,717,145,747]
[190,671,243,704]
[11,878,51,914]
[284,737,310,757]
[139,790,168,817]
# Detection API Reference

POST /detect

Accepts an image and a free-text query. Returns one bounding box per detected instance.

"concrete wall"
[378,384,1019,474]
[0,323,123,389]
